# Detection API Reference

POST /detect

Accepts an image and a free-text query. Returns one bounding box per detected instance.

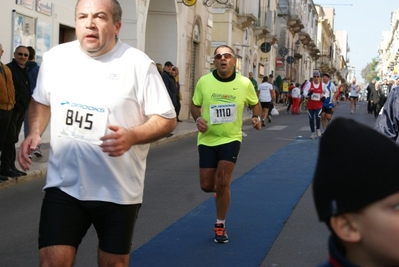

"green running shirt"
[192,71,258,146]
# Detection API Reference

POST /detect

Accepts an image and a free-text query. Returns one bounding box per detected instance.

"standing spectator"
[370,81,383,118]
[17,0,176,265]
[321,73,338,132]
[25,46,42,157]
[248,71,258,93]
[366,80,375,114]
[377,78,391,112]
[190,45,261,244]
[304,70,328,139]
[0,43,16,181]
[1,45,30,178]
[281,78,289,105]
[156,63,163,74]
[257,76,275,126]
[285,82,294,114]
[313,118,399,267]
[172,66,182,122]
[161,61,178,137]
[161,62,178,115]
[291,83,301,115]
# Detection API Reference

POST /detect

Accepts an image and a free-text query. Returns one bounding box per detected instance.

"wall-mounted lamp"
[203,0,231,7]
[177,0,197,6]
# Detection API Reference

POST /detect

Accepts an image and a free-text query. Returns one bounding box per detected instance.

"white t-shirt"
[350,83,358,97]
[291,87,300,98]
[33,40,176,204]
[258,82,273,102]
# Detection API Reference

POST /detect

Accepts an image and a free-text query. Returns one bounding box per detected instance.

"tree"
[361,58,378,83]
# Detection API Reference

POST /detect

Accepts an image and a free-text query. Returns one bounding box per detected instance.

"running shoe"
[214,223,229,243]
[310,132,316,139]
[34,148,43,157]
[267,115,272,123]
[317,129,322,137]
[261,120,265,127]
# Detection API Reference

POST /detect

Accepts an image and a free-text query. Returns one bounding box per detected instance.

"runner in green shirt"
[190,45,261,244]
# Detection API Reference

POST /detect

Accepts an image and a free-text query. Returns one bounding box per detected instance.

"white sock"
[216,219,225,226]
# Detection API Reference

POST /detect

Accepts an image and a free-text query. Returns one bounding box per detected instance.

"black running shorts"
[38,187,141,254]
[198,141,241,168]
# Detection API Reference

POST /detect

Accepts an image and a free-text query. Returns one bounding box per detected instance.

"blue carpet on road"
[130,138,318,267]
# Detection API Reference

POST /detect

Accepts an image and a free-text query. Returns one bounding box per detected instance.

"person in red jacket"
[303,70,328,139]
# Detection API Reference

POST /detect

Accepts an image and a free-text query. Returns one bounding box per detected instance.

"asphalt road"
[0,100,376,267]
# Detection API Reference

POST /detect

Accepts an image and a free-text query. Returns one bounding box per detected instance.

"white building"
[1,0,214,120]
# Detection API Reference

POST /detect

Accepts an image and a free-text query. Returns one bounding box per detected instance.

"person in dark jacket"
[24,46,42,157]
[365,79,375,114]
[313,118,399,267]
[370,81,383,118]
[161,61,178,137]
[375,76,399,144]
[1,45,31,178]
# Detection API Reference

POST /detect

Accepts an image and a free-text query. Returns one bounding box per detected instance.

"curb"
[0,168,47,190]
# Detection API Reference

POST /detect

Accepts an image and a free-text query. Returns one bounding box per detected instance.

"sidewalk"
[0,105,286,189]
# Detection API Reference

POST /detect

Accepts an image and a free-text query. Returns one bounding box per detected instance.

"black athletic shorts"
[260,101,272,109]
[198,141,241,168]
[322,107,333,114]
[38,187,141,254]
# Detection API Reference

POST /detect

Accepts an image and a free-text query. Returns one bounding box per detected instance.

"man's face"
[14,47,29,66]
[249,72,253,78]
[214,47,236,78]
[313,73,320,83]
[75,0,121,57]
[322,75,329,83]
[164,65,172,74]
[347,192,399,265]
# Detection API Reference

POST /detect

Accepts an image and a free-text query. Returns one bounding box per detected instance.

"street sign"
[260,42,271,53]
[276,57,284,67]
[286,56,295,64]
[278,47,288,57]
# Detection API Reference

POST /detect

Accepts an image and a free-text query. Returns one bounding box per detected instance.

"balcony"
[237,14,257,28]
[254,8,273,38]
[236,1,258,28]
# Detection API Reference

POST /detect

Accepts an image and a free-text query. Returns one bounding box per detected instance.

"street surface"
[0,100,376,267]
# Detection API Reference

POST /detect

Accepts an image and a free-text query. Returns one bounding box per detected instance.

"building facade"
[1,0,351,120]
[378,9,399,81]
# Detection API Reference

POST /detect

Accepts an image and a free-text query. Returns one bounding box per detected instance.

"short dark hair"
[75,0,122,24]
[27,46,35,60]
[214,45,235,57]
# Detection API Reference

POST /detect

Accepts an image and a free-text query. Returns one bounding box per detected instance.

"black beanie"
[312,118,399,222]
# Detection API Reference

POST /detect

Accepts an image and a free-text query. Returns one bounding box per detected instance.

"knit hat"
[313,70,320,77]
[312,118,399,222]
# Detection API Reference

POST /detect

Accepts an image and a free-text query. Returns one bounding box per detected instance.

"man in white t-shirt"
[17,0,176,266]
[258,76,275,126]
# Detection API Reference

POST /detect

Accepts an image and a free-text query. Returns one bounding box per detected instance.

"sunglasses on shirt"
[17,52,29,57]
[214,52,234,60]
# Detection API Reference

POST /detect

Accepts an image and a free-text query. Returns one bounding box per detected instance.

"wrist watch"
[252,115,261,121]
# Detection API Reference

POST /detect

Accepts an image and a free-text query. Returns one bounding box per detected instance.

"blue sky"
[315,0,399,83]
